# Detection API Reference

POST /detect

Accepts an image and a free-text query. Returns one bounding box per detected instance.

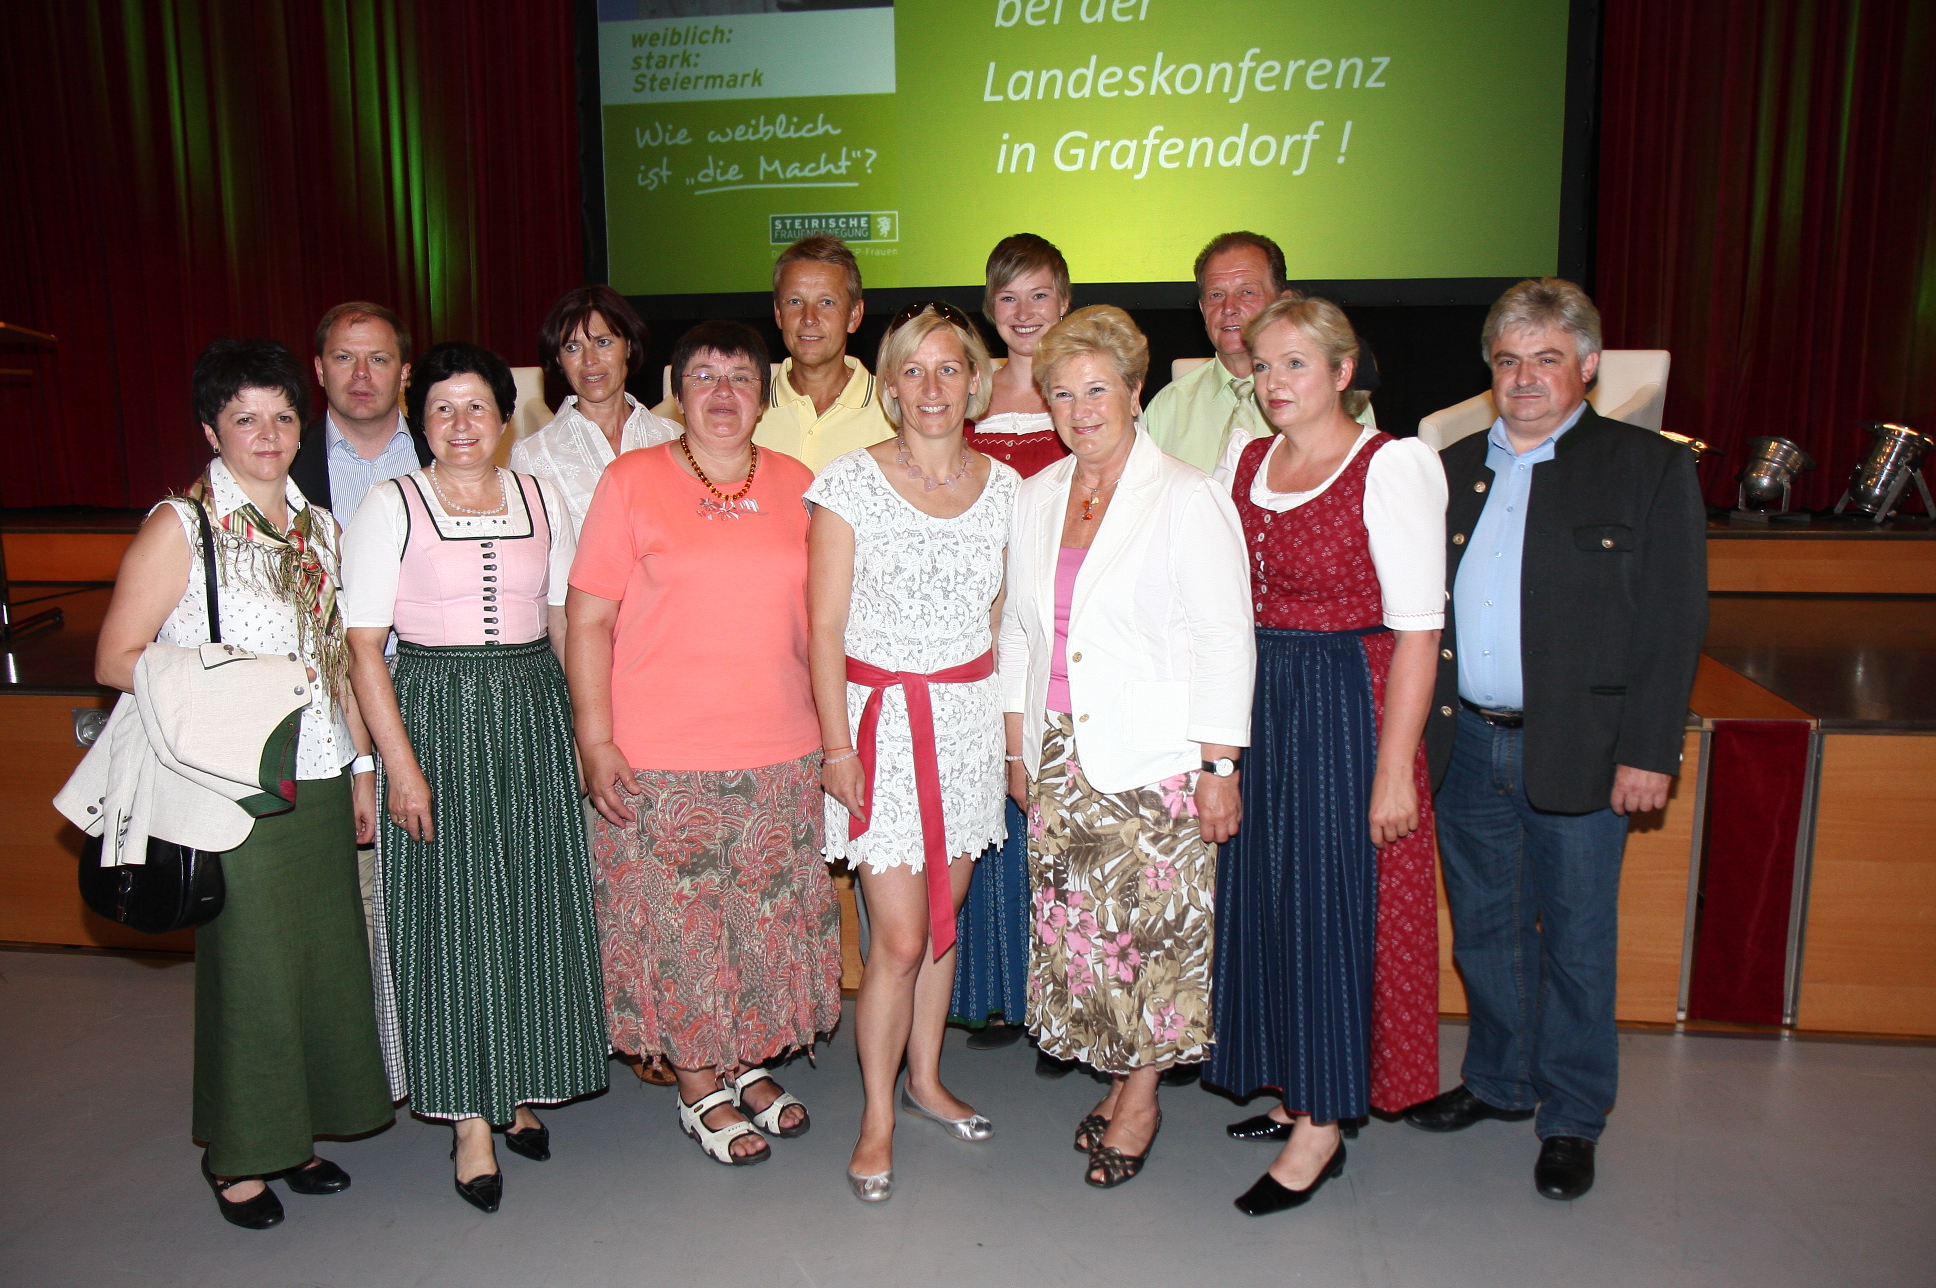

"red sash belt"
[846,649,995,961]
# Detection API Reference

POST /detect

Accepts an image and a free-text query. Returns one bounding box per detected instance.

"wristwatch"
[1202,756,1240,778]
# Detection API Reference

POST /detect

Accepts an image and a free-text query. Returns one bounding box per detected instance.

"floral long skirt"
[1025,713,1216,1074]
[591,751,843,1070]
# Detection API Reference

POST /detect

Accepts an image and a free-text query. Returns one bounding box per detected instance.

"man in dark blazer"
[1403,279,1707,1201]
[290,301,432,525]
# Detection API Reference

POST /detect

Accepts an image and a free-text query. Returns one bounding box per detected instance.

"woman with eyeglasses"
[567,320,843,1169]
[808,301,1019,1202]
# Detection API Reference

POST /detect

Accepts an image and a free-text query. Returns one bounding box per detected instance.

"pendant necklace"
[1079,475,1122,521]
[429,464,507,516]
[895,436,973,492]
[680,433,760,518]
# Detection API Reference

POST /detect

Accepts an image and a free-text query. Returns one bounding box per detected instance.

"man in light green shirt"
[1143,231,1292,475]
[1145,232,1378,476]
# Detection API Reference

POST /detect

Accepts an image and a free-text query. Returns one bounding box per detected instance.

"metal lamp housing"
[1737,437,1814,511]
[1839,422,1932,520]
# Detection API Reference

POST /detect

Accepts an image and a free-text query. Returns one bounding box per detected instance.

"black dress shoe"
[1534,1136,1596,1200]
[1403,1085,1534,1133]
[1226,1113,1292,1141]
[278,1156,351,1195]
[1035,1050,1077,1079]
[1233,1143,1346,1216]
[453,1169,503,1213]
[1158,1063,1200,1087]
[202,1152,284,1230]
[502,1122,551,1162]
[966,1022,1024,1050]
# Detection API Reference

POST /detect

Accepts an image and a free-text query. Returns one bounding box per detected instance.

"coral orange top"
[570,442,820,771]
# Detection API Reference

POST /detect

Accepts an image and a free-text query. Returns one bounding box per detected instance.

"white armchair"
[495,366,553,465]
[1416,349,1671,450]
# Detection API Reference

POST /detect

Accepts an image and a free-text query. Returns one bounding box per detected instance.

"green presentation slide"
[597,1,1571,297]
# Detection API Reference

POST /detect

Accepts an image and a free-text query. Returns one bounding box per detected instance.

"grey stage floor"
[2,949,1931,1288]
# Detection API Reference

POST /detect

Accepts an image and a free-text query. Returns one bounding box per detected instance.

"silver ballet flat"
[899,1086,994,1141]
[847,1168,892,1202]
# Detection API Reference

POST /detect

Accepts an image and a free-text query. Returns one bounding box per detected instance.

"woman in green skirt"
[96,338,393,1229]
[344,342,608,1214]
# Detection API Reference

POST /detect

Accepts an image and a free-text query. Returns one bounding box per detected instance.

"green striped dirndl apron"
[378,638,609,1122]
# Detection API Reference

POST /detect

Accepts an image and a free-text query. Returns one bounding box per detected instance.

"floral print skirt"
[591,751,843,1071]
[1025,713,1216,1074]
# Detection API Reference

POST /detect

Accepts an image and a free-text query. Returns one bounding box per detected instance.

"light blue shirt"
[1453,402,1588,710]
[325,413,420,526]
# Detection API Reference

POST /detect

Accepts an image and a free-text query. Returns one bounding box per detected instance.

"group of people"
[88,226,1706,1231]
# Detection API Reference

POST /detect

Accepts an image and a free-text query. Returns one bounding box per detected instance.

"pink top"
[569,442,820,771]
[393,472,554,646]
[1046,545,1087,713]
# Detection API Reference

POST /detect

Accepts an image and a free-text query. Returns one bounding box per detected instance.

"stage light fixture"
[1834,423,1933,524]
[1734,436,1813,520]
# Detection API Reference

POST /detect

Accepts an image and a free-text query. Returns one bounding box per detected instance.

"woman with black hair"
[95,338,393,1229]
[342,341,607,1214]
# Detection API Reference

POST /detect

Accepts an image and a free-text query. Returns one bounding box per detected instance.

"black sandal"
[1073,1113,1109,1154]
[1085,1113,1160,1188]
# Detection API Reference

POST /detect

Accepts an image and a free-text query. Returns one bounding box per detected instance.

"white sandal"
[731,1066,810,1139]
[678,1088,769,1166]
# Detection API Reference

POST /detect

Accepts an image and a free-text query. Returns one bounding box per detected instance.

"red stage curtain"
[1685,720,1812,1026]
[1597,0,1936,509]
[0,0,583,508]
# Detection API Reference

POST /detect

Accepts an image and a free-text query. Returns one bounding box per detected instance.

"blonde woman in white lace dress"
[808,302,1018,1202]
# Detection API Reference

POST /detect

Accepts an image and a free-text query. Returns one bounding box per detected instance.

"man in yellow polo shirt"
[753,234,892,473]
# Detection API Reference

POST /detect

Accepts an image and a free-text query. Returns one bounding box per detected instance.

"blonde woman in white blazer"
[998,306,1255,1190]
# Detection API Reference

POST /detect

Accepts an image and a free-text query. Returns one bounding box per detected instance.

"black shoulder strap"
[194,499,222,644]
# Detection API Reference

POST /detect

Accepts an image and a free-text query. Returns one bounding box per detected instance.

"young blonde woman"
[808,302,1019,1202]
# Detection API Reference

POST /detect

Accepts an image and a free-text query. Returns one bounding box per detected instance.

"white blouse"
[1216,426,1448,631]
[973,410,1052,434]
[156,460,354,780]
[507,393,680,536]
[338,469,575,631]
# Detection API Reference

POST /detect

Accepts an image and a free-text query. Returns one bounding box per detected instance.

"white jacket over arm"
[999,427,1255,795]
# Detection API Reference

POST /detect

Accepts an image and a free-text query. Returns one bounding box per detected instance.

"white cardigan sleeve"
[1362,438,1448,630]
[1175,476,1256,748]
[997,486,1033,715]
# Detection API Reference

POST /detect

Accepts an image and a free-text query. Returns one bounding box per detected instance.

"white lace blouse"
[805,449,1020,872]
[1215,426,1449,630]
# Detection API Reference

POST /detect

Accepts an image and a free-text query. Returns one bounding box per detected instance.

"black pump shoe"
[966,1023,1024,1050]
[1227,1114,1363,1141]
[502,1121,551,1162]
[202,1152,284,1230]
[450,1141,503,1213]
[277,1156,351,1195]
[1234,1143,1346,1216]
[1035,1051,1078,1079]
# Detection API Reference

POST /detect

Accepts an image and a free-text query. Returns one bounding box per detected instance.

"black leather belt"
[1460,698,1524,728]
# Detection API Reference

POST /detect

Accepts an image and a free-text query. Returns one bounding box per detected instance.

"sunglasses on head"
[887,300,975,334]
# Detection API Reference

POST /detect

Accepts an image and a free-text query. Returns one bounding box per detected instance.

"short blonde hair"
[1243,295,1369,418]
[983,233,1071,323]
[1482,277,1602,365]
[875,307,995,428]
[1034,305,1149,397]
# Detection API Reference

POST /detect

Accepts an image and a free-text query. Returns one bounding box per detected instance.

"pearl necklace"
[895,436,974,492]
[429,464,507,516]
